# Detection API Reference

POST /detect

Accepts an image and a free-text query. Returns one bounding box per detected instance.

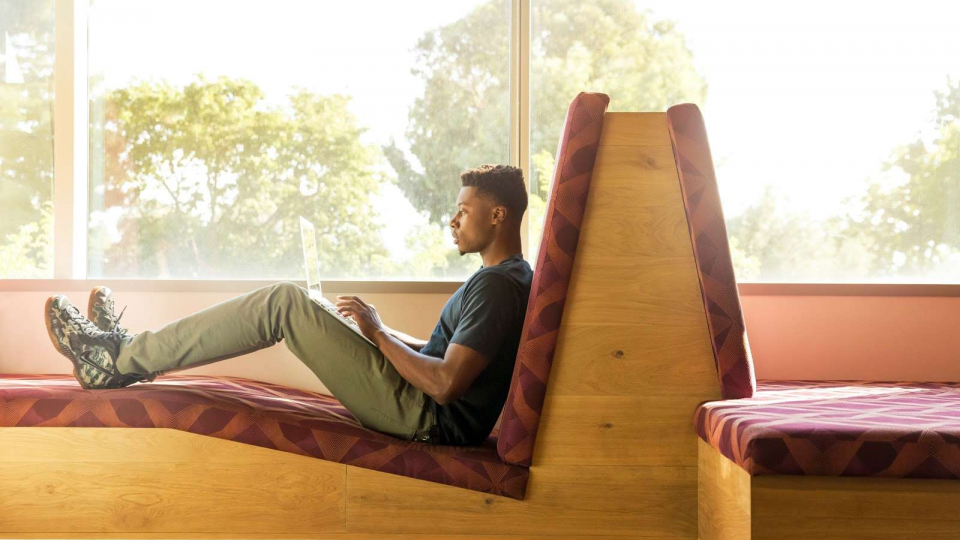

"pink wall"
[0,289,450,395]
[741,295,960,382]
[3,288,958,389]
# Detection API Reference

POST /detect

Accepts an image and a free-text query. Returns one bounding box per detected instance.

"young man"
[44,164,533,446]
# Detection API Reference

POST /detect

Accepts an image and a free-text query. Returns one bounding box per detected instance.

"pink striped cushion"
[695,380,960,479]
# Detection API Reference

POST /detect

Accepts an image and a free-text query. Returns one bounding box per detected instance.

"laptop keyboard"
[313,295,370,339]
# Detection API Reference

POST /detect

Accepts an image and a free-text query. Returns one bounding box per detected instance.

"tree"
[387,0,707,222]
[93,76,391,279]
[386,0,707,270]
[0,0,54,277]
[0,200,51,278]
[847,79,960,279]
[4,0,713,279]
[726,186,874,282]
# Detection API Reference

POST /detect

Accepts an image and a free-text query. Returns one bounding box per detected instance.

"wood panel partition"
[0,112,722,538]
[699,439,960,540]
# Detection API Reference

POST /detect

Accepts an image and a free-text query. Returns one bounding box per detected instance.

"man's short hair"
[460,164,528,222]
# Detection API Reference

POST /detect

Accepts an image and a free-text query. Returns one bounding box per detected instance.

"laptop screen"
[299,216,323,296]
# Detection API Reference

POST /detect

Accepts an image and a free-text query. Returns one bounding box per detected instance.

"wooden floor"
[698,438,960,540]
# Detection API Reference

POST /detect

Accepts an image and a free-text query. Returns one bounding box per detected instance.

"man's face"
[449,187,498,256]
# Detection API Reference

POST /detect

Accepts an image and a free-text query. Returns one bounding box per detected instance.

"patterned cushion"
[666,103,756,400]
[694,380,960,479]
[0,374,529,499]
[497,92,610,467]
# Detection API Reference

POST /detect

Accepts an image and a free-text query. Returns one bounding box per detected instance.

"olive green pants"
[115,282,438,443]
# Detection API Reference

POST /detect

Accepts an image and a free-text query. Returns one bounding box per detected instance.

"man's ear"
[492,206,507,224]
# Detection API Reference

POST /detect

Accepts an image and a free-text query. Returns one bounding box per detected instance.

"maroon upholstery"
[695,380,960,479]
[669,104,960,482]
[666,103,756,400]
[0,374,529,499]
[497,92,610,467]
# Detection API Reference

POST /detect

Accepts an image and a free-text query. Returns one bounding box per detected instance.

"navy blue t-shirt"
[420,253,533,446]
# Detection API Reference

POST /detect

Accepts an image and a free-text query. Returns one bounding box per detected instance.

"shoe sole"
[44,296,93,390]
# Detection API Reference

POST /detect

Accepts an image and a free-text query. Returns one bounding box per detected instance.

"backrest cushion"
[497,92,609,466]
[666,103,756,400]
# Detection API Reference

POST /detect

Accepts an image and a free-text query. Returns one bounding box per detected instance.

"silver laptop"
[299,216,377,347]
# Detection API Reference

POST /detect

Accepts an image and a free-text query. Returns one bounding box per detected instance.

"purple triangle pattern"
[0,373,529,499]
[666,103,757,400]
[694,380,960,479]
[496,92,610,468]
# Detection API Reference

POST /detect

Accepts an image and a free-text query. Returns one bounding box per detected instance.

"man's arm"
[381,324,429,352]
[374,331,490,406]
[336,295,490,405]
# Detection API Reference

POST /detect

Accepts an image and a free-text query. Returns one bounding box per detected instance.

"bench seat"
[0,373,529,499]
[694,380,960,479]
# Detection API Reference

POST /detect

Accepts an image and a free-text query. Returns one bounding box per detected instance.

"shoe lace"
[65,304,105,338]
[59,300,147,388]
[105,298,129,336]
[112,305,128,336]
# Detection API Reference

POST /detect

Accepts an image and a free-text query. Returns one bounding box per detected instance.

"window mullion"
[72,0,88,279]
[52,0,88,279]
[512,0,531,259]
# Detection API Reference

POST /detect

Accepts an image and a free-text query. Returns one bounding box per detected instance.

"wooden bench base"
[698,438,960,540]
[0,427,698,538]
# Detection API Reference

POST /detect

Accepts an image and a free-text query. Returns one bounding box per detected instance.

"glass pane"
[87,0,510,279]
[0,1,54,278]
[531,0,960,284]
[527,0,708,263]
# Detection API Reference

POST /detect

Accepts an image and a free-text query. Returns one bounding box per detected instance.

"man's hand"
[335,296,385,343]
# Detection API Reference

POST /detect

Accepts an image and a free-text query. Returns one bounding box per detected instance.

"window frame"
[5,0,955,296]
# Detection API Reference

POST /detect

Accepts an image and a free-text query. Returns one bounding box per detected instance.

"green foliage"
[10,0,955,283]
[527,0,707,198]
[383,0,511,227]
[726,187,874,282]
[386,0,708,231]
[93,76,390,278]
[0,0,54,277]
[845,79,960,278]
[0,200,52,278]
[385,0,707,269]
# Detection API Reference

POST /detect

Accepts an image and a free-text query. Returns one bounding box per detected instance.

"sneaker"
[88,286,128,335]
[44,295,151,389]
[87,287,161,382]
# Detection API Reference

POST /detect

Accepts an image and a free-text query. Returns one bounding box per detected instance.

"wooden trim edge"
[738,283,960,297]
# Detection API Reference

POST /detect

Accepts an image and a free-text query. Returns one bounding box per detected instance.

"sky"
[86,0,960,257]
[641,0,960,218]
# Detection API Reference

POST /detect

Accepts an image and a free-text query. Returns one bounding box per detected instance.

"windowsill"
[736,283,960,297]
[0,279,465,294]
[1,280,960,296]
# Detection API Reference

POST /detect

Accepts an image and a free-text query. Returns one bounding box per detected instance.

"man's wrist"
[372,328,392,348]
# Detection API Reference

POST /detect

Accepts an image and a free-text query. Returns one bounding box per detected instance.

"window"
[530,0,960,283]
[5,0,959,285]
[0,1,55,278]
[86,0,510,279]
